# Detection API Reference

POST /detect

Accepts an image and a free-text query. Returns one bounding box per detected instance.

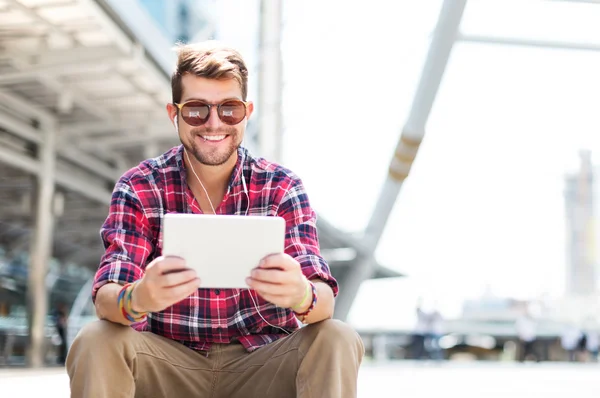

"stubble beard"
[184,127,239,166]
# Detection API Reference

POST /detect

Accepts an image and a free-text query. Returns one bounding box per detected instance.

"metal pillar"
[257,0,284,162]
[335,0,468,321]
[458,34,600,52]
[27,118,58,367]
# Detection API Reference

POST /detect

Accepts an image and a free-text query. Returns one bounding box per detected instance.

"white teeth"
[201,135,226,141]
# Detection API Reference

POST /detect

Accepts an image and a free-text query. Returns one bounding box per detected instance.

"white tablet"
[162,213,286,288]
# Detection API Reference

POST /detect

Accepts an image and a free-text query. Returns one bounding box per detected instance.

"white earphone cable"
[184,148,217,215]
[248,290,291,335]
[182,145,291,334]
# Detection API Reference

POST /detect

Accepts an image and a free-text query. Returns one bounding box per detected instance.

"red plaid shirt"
[93,145,338,352]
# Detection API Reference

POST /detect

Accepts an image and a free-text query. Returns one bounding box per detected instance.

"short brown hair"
[171,41,249,103]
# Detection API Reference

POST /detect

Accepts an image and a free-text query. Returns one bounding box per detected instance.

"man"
[561,323,582,362]
[411,299,428,360]
[516,309,537,362]
[66,41,364,398]
[52,303,68,365]
[426,307,444,361]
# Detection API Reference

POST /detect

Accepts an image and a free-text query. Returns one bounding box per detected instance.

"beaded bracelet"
[126,281,146,318]
[293,280,317,323]
[117,282,147,322]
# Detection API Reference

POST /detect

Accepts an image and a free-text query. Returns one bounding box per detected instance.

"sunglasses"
[174,99,248,126]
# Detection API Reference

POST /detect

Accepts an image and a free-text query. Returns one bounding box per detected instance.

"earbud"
[174,115,179,131]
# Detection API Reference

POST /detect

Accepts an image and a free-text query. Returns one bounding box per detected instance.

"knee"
[307,319,364,358]
[71,320,135,353]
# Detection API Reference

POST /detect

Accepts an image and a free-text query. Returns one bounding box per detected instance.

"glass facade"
[138,0,215,44]
[0,0,215,367]
[0,247,94,365]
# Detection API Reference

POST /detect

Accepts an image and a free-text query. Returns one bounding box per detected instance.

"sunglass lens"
[218,101,246,125]
[181,102,210,126]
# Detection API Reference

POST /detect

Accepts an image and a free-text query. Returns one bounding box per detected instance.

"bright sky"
[216,0,600,329]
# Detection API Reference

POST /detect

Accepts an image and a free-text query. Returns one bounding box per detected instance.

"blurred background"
[1,0,600,396]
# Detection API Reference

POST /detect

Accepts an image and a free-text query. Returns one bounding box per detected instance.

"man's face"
[168,74,253,166]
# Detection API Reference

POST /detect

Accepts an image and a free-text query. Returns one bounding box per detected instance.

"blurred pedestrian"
[561,324,581,362]
[516,311,537,362]
[585,329,599,362]
[427,308,444,361]
[411,299,428,360]
[53,303,68,365]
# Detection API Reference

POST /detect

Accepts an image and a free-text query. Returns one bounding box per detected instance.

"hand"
[132,256,201,313]
[246,253,308,309]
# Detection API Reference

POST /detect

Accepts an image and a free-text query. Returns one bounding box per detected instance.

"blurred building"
[564,151,597,297]
[138,0,216,44]
[0,0,387,367]
[0,0,213,367]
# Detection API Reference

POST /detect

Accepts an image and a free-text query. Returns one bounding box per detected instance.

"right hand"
[132,256,201,313]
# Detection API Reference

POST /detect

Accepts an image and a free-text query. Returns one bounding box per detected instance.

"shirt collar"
[175,145,248,194]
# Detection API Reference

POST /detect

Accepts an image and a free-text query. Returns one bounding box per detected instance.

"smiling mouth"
[199,135,227,143]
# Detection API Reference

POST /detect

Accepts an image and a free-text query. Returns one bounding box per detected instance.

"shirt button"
[216,327,223,333]
[214,289,221,295]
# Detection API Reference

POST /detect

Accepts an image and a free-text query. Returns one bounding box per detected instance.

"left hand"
[246,253,307,309]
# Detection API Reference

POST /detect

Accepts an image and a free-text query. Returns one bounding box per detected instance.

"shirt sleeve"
[92,177,154,303]
[277,177,339,297]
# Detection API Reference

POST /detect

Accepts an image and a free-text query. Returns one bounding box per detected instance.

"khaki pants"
[66,319,364,398]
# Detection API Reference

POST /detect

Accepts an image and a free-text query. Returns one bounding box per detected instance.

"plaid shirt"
[93,145,338,352]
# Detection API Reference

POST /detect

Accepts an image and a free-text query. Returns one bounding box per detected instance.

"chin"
[198,150,236,166]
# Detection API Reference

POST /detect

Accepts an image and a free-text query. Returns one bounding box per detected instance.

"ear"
[166,103,178,129]
[245,101,254,120]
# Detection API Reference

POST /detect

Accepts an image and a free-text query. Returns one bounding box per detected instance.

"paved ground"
[1,361,598,397]
[358,361,599,397]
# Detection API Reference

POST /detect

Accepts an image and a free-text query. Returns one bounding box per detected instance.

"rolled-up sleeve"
[277,177,339,297]
[92,177,154,302]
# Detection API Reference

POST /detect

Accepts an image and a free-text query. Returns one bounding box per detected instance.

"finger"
[246,278,290,296]
[168,278,201,302]
[151,256,187,275]
[160,269,197,288]
[258,253,289,270]
[250,268,286,284]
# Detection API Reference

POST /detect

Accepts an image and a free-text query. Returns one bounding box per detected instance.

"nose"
[205,105,223,129]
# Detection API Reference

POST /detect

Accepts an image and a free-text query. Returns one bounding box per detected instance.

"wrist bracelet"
[294,280,317,323]
[127,281,145,317]
[117,281,147,322]
[291,279,311,312]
